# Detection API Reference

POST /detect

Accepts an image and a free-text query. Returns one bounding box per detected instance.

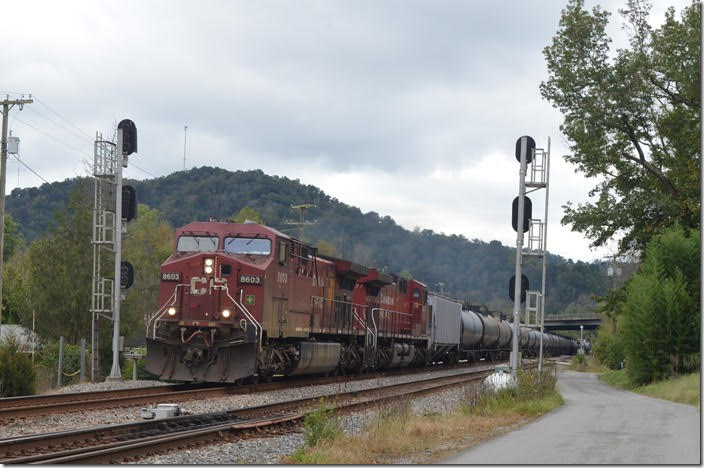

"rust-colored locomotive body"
[145,221,432,383]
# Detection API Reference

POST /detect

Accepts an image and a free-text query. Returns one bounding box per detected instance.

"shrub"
[302,400,342,447]
[0,336,36,396]
[593,326,625,370]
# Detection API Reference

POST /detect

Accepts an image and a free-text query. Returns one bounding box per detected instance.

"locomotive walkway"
[442,369,700,464]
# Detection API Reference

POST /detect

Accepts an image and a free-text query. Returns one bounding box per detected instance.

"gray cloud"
[1,0,690,260]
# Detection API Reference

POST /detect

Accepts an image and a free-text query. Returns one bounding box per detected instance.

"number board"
[161,272,181,282]
[240,274,262,285]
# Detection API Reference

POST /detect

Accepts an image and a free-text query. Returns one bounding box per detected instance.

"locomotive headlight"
[167,307,177,316]
[204,258,215,274]
[221,309,231,318]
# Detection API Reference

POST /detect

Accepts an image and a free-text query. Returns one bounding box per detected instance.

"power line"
[13,115,92,159]
[25,106,93,144]
[126,162,157,179]
[33,96,93,140]
[10,154,48,184]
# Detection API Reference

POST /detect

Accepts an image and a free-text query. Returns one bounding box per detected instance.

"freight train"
[145,221,576,383]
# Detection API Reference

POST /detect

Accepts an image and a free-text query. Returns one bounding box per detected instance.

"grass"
[634,372,700,408]
[599,369,636,389]
[599,369,700,408]
[285,366,564,464]
[570,354,608,373]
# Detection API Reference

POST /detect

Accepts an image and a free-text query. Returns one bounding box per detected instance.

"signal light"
[509,274,529,303]
[167,307,177,316]
[515,135,535,164]
[120,261,134,289]
[118,119,138,156]
[122,185,137,222]
[512,196,532,233]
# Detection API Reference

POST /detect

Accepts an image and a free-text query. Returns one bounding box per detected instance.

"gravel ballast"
[1,366,481,438]
[2,366,493,464]
[137,383,475,464]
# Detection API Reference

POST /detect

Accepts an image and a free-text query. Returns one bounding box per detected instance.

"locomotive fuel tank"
[478,314,500,349]
[460,309,484,349]
[287,342,342,376]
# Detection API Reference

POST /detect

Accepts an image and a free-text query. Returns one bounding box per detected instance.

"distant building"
[0,324,39,353]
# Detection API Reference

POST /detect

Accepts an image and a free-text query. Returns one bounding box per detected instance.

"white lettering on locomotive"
[190,277,207,295]
[311,274,326,287]
[277,272,288,285]
[239,275,262,285]
[161,272,180,281]
[379,295,394,306]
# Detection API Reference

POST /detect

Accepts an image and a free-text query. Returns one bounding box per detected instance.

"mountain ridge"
[6,166,607,314]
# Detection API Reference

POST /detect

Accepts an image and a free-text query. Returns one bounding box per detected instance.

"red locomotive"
[145,220,576,383]
[146,221,430,383]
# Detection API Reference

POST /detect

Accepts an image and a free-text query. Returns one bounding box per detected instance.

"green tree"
[2,249,32,324]
[3,214,24,261]
[541,0,700,253]
[315,239,342,258]
[620,226,699,384]
[22,182,93,344]
[228,206,263,224]
[121,204,174,346]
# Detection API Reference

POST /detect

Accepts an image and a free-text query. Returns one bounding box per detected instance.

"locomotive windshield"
[177,235,219,252]
[224,237,272,255]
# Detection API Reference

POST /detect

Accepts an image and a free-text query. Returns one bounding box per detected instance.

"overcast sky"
[1,0,691,262]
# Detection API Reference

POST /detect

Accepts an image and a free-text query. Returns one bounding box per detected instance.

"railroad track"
[0,365,496,464]
[0,360,500,421]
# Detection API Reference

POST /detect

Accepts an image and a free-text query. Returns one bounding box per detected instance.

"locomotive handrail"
[230,288,262,349]
[370,308,380,348]
[147,285,183,339]
[309,296,374,337]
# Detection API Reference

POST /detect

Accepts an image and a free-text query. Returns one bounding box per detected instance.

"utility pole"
[183,126,187,171]
[0,95,32,336]
[288,204,316,241]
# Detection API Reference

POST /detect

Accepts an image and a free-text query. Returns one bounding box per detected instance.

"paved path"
[443,370,700,464]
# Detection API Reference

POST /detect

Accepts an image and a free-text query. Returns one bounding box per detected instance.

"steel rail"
[0,364,499,464]
[0,360,500,421]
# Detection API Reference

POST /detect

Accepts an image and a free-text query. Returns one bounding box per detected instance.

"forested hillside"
[6,166,607,314]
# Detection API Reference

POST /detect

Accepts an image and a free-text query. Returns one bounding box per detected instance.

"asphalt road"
[443,369,701,464]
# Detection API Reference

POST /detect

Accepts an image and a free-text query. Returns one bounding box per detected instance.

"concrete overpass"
[543,313,602,331]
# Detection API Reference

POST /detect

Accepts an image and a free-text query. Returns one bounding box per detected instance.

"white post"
[80,338,86,382]
[31,309,35,363]
[108,129,124,380]
[511,137,529,380]
[57,336,64,387]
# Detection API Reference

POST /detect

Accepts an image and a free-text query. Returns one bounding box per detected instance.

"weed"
[301,399,342,447]
[570,353,587,371]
